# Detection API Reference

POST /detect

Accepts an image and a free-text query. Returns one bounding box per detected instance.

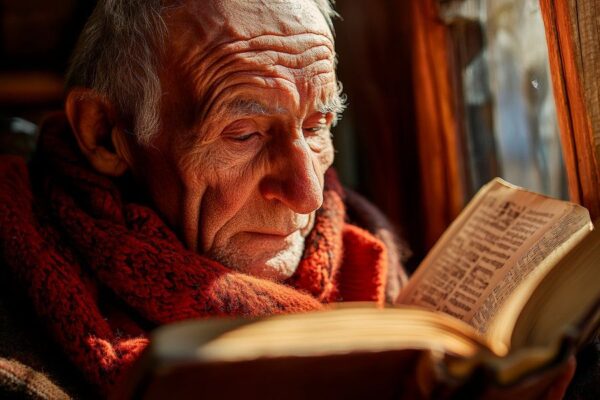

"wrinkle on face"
[133,0,341,280]
[187,33,336,130]
[169,0,333,45]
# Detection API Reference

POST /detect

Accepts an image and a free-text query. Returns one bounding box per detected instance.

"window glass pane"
[442,0,568,200]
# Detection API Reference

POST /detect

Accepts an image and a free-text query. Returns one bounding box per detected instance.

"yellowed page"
[484,221,592,347]
[503,226,600,349]
[148,306,506,366]
[397,178,591,334]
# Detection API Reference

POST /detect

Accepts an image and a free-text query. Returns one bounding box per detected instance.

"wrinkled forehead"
[162,0,338,130]
[166,0,334,55]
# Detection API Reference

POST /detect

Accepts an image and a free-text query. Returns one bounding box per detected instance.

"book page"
[397,179,591,334]
[505,227,600,349]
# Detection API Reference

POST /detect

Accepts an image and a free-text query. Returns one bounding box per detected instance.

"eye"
[230,132,259,142]
[303,125,326,134]
[303,113,332,135]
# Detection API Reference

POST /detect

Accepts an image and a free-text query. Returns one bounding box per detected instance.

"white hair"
[66,0,339,145]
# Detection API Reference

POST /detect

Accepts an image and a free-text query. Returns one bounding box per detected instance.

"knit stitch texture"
[0,113,387,394]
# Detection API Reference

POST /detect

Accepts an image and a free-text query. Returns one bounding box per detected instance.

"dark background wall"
[333,1,424,267]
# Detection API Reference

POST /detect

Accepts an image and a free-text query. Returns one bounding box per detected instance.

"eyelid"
[303,112,331,129]
[221,118,260,135]
[227,131,261,142]
[222,117,258,130]
[303,125,327,133]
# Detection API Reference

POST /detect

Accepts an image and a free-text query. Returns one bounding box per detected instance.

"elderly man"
[0,0,407,396]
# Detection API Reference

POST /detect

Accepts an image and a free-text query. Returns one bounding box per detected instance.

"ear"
[65,88,131,177]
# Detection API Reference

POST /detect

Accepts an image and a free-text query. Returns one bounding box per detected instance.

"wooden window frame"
[539,0,600,219]
[415,0,600,249]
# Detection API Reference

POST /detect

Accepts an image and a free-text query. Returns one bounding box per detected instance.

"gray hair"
[66,0,338,145]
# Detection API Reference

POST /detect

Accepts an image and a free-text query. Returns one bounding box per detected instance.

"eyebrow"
[223,93,347,118]
[223,99,287,117]
[317,93,347,115]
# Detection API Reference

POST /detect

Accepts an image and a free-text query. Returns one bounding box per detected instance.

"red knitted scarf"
[0,114,387,393]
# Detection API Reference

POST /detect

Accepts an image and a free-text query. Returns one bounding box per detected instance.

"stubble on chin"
[208,230,306,281]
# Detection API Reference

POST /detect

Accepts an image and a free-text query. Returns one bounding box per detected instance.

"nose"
[259,137,323,214]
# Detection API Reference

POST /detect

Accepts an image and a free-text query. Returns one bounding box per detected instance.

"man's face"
[126,0,340,281]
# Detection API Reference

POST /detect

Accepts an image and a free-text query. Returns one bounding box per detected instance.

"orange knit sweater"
[0,114,388,394]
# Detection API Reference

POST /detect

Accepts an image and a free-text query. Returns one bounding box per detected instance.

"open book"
[117,179,600,399]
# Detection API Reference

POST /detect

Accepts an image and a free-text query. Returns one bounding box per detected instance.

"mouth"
[244,217,310,238]
[241,229,300,247]
[216,229,306,281]
[246,230,298,238]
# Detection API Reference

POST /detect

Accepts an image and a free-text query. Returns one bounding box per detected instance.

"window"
[442,0,568,199]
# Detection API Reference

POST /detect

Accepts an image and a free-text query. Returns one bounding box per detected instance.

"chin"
[209,231,305,281]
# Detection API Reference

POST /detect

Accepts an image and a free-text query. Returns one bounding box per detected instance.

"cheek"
[178,138,265,202]
[316,137,335,171]
[185,144,269,251]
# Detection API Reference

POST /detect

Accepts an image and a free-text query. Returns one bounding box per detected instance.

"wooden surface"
[412,0,467,248]
[540,0,600,219]
[567,1,600,161]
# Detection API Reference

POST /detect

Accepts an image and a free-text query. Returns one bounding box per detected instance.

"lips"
[243,215,311,238]
[245,230,300,238]
[240,231,299,247]
[261,214,313,238]
[236,230,301,253]
[214,214,313,257]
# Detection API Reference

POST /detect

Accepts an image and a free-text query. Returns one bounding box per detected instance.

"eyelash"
[230,125,326,141]
[304,125,327,134]
[231,132,259,142]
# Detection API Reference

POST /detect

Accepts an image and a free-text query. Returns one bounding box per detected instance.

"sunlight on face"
[190,92,341,280]
[128,0,344,281]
